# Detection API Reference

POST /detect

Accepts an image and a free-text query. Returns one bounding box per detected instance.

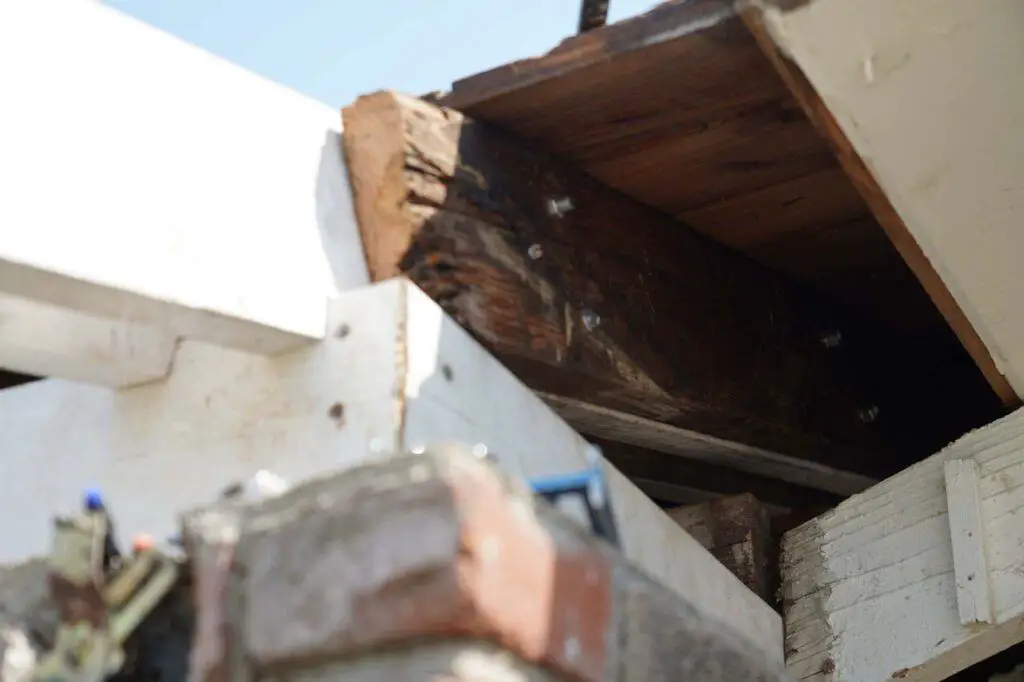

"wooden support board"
[598,438,840,516]
[782,409,1024,681]
[0,279,783,663]
[668,494,774,603]
[0,0,368,386]
[436,0,939,339]
[746,0,1022,405]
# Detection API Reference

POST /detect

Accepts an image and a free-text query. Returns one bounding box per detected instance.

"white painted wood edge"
[0,293,177,388]
[755,0,1024,397]
[0,0,369,379]
[944,458,994,625]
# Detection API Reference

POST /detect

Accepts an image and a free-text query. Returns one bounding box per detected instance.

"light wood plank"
[781,410,1024,681]
[0,0,368,383]
[543,394,876,496]
[0,279,783,663]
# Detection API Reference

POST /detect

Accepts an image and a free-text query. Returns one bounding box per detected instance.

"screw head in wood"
[821,330,843,348]
[527,243,544,260]
[858,405,880,423]
[546,196,574,217]
[582,309,601,331]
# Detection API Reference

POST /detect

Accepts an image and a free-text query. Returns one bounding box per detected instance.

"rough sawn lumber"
[342,90,893,492]
[668,494,774,603]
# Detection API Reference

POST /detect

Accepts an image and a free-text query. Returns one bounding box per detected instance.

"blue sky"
[103,0,661,107]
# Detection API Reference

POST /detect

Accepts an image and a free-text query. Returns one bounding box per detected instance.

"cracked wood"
[342,91,892,479]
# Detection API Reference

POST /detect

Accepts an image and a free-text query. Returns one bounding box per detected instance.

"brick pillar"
[184,445,792,682]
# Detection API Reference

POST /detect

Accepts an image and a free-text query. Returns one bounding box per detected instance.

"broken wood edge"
[740,4,1017,406]
[439,0,741,111]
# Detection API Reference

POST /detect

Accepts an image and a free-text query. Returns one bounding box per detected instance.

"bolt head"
[821,330,843,348]
[582,309,601,331]
[858,405,880,423]
[527,244,543,260]
[546,196,574,217]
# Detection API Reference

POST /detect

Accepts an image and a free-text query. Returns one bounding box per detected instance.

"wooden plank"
[598,437,840,514]
[944,458,995,626]
[340,90,931,485]
[781,409,1024,681]
[0,278,783,663]
[668,494,774,602]
[545,395,875,496]
[434,0,948,345]
[744,0,1021,404]
[0,0,368,383]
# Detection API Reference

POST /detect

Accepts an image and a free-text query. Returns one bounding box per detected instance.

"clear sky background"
[101,0,662,107]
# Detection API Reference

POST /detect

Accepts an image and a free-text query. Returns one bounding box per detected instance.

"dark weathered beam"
[667,494,775,604]
[342,91,908,489]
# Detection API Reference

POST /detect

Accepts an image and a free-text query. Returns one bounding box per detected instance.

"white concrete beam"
[0,279,783,664]
[782,410,1024,681]
[0,0,368,385]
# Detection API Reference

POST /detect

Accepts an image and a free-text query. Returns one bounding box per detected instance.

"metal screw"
[582,309,601,331]
[546,196,574,217]
[527,243,544,260]
[821,330,843,348]
[858,405,880,423]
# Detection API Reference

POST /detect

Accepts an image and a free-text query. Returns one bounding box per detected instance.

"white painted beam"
[0,0,368,384]
[0,294,177,387]
[0,278,783,664]
[782,410,1024,681]
[756,0,1024,400]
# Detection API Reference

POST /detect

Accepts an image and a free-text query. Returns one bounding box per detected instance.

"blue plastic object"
[83,487,104,511]
[529,471,593,497]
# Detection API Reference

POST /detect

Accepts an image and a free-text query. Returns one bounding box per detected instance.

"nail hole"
[442,364,454,381]
[335,324,351,339]
[328,402,345,427]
